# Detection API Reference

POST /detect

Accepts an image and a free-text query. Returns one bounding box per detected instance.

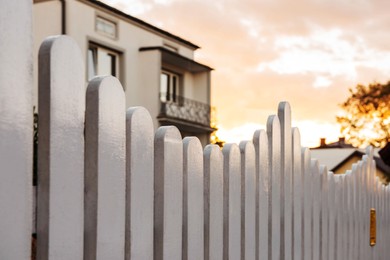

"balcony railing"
[159,93,211,127]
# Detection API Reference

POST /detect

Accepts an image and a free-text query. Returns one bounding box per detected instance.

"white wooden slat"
[37,36,85,260]
[361,157,369,260]
[154,126,183,260]
[278,102,293,260]
[344,171,352,260]
[222,143,241,260]
[351,164,359,260]
[302,147,312,260]
[319,165,328,260]
[253,130,270,260]
[0,1,33,259]
[183,137,204,260]
[334,175,343,260]
[356,161,364,260]
[204,144,224,260]
[267,115,282,260]
[311,160,320,260]
[239,141,256,260]
[125,107,154,260]
[327,173,336,260]
[292,128,302,260]
[84,76,126,260]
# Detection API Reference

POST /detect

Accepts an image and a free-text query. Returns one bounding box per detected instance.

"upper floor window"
[88,43,120,81]
[96,16,117,39]
[160,70,181,103]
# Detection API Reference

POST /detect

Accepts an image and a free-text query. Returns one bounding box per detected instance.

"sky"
[102,0,390,147]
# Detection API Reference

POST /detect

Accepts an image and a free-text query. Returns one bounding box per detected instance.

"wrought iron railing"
[159,93,211,126]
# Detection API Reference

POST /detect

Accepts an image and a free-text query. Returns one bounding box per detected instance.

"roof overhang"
[140,47,213,73]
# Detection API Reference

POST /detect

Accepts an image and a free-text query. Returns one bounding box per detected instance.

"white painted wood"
[253,130,270,260]
[334,175,343,260]
[37,36,85,260]
[311,160,320,260]
[278,102,293,260]
[204,144,224,260]
[351,164,359,260]
[327,173,336,260]
[125,107,154,260]
[239,141,256,260]
[222,143,241,260]
[319,165,328,260]
[84,76,126,260]
[154,126,183,260]
[302,148,312,260]
[267,115,282,260]
[183,137,204,260]
[292,128,302,260]
[0,1,33,259]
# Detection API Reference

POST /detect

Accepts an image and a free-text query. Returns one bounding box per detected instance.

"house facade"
[33,0,215,145]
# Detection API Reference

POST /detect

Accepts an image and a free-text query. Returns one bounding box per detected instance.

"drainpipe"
[59,0,66,34]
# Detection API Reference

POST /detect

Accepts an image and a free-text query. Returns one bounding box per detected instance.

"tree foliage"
[337,81,390,148]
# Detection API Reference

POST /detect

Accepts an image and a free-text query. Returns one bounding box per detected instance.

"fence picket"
[0,1,33,259]
[311,160,320,260]
[37,36,85,260]
[253,130,270,260]
[240,141,256,260]
[278,102,293,260]
[267,115,282,260]
[222,143,241,260]
[302,148,312,260]
[84,76,126,260]
[327,173,336,260]
[204,145,224,260]
[319,165,328,260]
[125,107,154,260]
[292,128,302,260]
[183,137,204,260]
[154,126,183,260]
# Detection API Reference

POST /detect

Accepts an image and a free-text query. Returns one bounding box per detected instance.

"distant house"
[311,138,390,184]
[33,0,215,146]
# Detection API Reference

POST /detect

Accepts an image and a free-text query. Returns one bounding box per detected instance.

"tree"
[337,81,390,148]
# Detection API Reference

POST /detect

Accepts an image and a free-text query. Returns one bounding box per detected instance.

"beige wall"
[33,1,62,106]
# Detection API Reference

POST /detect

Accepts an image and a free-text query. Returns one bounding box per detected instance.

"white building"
[33,0,215,145]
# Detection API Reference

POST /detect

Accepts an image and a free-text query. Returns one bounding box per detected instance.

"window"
[160,71,180,103]
[96,16,117,39]
[88,44,120,81]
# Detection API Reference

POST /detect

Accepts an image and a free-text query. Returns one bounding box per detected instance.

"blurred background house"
[311,138,390,184]
[33,0,215,146]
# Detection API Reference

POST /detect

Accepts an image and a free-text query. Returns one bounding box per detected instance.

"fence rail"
[1,2,389,260]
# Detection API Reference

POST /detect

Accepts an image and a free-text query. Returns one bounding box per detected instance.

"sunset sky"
[103,0,390,147]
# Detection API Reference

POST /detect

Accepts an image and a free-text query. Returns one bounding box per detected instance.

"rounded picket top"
[278,101,292,128]
[87,75,125,103]
[126,106,154,132]
[155,125,182,145]
[183,136,203,155]
[39,36,84,89]
[204,144,223,160]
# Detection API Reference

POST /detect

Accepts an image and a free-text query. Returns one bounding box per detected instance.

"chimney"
[320,138,326,147]
[339,137,345,144]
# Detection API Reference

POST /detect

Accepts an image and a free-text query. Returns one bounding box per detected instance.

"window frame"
[160,70,182,104]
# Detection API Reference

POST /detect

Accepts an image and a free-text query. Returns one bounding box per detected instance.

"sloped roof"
[310,148,390,176]
[310,148,358,171]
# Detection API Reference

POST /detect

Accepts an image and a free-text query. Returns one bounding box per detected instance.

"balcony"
[158,93,215,133]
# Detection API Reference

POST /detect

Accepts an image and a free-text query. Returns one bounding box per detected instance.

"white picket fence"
[1,2,389,260]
